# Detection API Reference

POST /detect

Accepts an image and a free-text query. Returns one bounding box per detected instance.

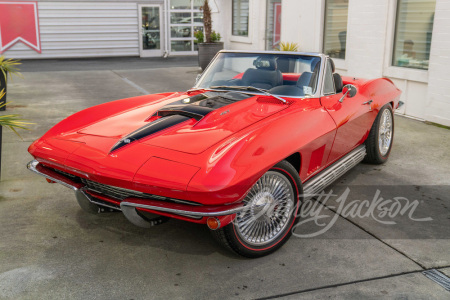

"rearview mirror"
[339,84,357,102]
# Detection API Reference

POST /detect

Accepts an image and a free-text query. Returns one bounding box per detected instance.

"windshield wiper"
[210,86,287,104]
[186,87,211,93]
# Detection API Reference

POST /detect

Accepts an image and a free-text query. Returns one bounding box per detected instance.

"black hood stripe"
[109,115,191,153]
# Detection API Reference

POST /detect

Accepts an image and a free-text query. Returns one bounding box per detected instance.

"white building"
[2,0,449,126]
[215,0,449,127]
[1,0,208,58]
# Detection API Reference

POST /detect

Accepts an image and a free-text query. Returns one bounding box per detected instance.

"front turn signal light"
[207,217,221,230]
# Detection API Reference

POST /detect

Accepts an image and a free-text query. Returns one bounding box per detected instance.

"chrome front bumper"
[27,159,244,218]
[27,160,82,190]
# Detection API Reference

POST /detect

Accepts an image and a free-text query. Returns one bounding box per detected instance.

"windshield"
[195,52,322,97]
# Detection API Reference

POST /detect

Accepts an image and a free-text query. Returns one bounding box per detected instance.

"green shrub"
[210,31,221,42]
[195,30,221,43]
[194,30,204,43]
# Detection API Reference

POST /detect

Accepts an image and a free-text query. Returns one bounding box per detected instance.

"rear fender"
[360,78,402,115]
[344,77,401,113]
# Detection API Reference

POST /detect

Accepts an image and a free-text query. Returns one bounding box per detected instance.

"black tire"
[364,104,394,164]
[211,160,302,258]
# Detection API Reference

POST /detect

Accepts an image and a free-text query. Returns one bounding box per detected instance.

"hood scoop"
[156,104,213,121]
[110,104,215,153]
[109,94,247,153]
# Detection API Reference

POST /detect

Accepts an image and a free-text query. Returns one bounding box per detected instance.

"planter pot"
[0,70,6,111]
[198,42,224,71]
[0,125,2,180]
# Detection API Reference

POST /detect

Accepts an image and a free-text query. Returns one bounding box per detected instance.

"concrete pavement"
[0,57,449,299]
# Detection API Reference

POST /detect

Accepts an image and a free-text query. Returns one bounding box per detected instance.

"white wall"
[211,0,227,47]
[281,0,323,53]
[345,0,389,79]
[3,2,140,59]
[281,0,448,126]
[425,0,450,126]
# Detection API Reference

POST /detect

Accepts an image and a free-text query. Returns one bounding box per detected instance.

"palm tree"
[0,89,32,136]
[0,56,22,111]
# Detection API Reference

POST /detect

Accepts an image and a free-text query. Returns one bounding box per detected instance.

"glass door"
[169,0,204,54]
[139,5,164,57]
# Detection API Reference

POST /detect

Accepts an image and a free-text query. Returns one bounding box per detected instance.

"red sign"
[0,1,41,53]
[273,3,281,49]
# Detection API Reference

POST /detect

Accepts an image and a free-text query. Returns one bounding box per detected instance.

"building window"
[323,0,348,59]
[170,0,204,52]
[232,0,249,36]
[392,0,436,70]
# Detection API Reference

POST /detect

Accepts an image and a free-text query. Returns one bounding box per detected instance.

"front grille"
[53,168,78,180]
[80,179,201,206]
[50,166,200,206]
[81,178,154,201]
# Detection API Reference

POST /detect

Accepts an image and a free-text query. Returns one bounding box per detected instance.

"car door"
[320,59,374,164]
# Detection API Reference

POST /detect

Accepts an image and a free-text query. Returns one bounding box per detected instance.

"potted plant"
[0,56,22,111]
[195,0,224,70]
[278,42,299,52]
[0,90,31,135]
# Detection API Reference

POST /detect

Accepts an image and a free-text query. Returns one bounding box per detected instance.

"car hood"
[76,92,289,154]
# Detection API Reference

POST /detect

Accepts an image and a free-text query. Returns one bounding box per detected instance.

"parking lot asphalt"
[0,57,449,300]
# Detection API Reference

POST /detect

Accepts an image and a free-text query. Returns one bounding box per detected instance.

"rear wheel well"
[284,152,301,175]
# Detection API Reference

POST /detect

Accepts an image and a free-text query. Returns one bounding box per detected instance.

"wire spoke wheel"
[235,171,295,246]
[364,104,394,164]
[378,109,393,156]
[210,161,301,257]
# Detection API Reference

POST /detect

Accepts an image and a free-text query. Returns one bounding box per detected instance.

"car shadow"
[74,209,243,259]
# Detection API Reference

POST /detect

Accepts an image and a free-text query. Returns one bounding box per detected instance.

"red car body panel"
[28,64,401,223]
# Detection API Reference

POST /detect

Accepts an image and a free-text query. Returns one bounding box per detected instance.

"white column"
[281,0,323,52]
[345,0,390,79]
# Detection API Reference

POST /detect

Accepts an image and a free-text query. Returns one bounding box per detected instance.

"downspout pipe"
[163,0,170,58]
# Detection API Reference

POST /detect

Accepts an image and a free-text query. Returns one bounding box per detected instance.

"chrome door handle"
[363,100,373,105]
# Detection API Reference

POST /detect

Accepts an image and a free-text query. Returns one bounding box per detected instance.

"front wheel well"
[284,152,301,175]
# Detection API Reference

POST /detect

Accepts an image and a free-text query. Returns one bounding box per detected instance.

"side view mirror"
[339,84,357,103]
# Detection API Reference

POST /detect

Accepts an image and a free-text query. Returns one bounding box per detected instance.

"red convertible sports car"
[28,51,402,257]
